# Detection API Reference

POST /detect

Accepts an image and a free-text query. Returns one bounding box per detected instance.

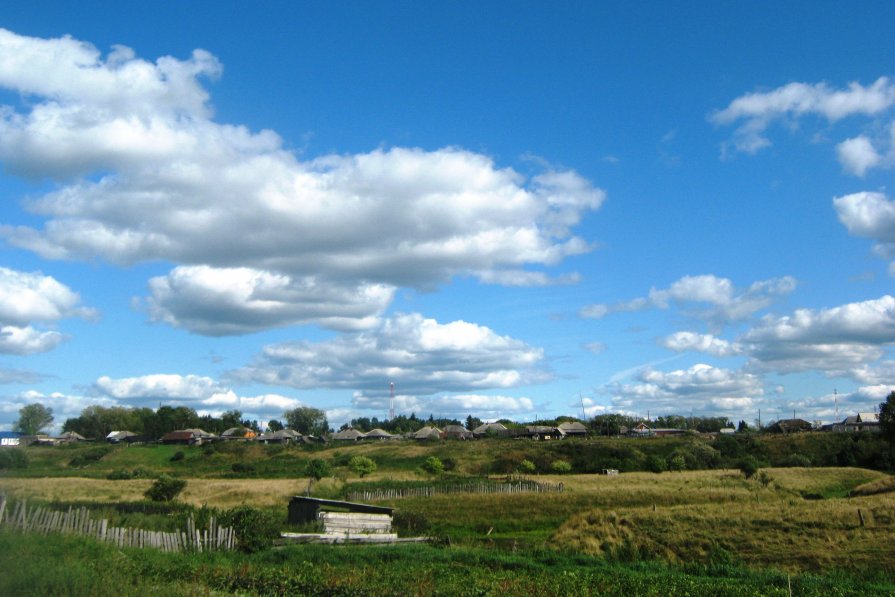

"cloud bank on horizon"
[0,20,893,432]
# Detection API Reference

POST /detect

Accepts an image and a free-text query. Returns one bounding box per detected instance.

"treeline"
[62,406,261,440]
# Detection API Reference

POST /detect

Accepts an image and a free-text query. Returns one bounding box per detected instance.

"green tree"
[348,455,376,478]
[551,460,572,474]
[518,459,536,474]
[422,456,444,476]
[305,458,331,480]
[880,391,895,445]
[13,403,53,435]
[284,406,329,437]
[267,419,284,432]
[144,475,187,502]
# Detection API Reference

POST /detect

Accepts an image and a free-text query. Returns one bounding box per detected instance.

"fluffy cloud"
[0,29,605,335]
[607,363,764,417]
[351,391,535,419]
[660,332,742,357]
[836,136,883,176]
[231,313,549,398]
[744,295,895,374]
[712,77,895,156]
[0,389,117,432]
[581,274,795,324]
[91,373,304,421]
[0,267,93,354]
[145,266,393,335]
[834,191,895,273]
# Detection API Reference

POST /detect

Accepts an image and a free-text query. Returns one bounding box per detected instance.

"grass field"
[1,438,894,595]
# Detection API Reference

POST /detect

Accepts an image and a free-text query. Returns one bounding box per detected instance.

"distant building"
[331,428,365,442]
[413,426,442,441]
[472,422,508,438]
[0,431,22,447]
[363,428,396,441]
[441,425,473,440]
[558,421,588,437]
[834,413,880,433]
[766,419,813,434]
[256,429,302,444]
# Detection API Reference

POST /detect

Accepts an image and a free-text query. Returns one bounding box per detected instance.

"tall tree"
[283,406,329,436]
[13,403,54,435]
[880,391,895,445]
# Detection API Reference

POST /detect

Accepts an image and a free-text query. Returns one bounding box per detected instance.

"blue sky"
[1,2,894,432]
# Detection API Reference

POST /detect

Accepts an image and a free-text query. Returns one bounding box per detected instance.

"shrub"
[144,475,187,502]
[646,454,667,473]
[68,446,112,468]
[392,510,431,536]
[422,456,444,476]
[305,458,331,480]
[518,459,536,474]
[550,460,572,474]
[348,455,376,478]
[667,455,687,471]
[738,457,760,479]
[170,451,185,462]
[231,462,255,474]
[441,457,457,472]
[0,449,28,470]
[221,505,280,553]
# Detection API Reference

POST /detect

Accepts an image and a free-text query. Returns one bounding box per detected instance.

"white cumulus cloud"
[0,29,605,335]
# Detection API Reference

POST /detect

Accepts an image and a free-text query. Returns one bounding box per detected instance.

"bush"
[220,505,280,553]
[738,457,760,479]
[392,510,431,536]
[144,475,187,502]
[646,454,667,473]
[106,468,149,480]
[305,458,331,480]
[231,462,256,474]
[348,455,376,478]
[550,460,572,474]
[441,457,457,472]
[0,449,28,470]
[170,451,185,462]
[667,455,687,471]
[422,456,444,476]
[68,446,112,468]
[518,459,536,474]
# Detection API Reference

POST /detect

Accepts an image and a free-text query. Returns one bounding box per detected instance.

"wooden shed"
[288,496,394,526]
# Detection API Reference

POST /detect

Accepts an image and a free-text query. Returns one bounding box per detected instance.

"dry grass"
[0,477,309,509]
[548,468,895,572]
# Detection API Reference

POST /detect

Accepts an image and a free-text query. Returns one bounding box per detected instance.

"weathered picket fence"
[0,496,236,552]
[347,480,563,502]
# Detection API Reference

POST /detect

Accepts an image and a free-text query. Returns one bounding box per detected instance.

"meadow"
[1,436,894,595]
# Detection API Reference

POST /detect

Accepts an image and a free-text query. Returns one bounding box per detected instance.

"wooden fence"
[347,480,563,502]
[0,496,236,552]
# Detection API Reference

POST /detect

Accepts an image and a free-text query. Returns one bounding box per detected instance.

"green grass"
[2,530,892,596]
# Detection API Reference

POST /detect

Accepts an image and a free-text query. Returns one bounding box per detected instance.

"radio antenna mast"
[389,382,396,420]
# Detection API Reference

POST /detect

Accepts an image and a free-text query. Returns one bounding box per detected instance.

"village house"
[472,422,509,438]
[834,413,881,433]
[221,427,257,440]
[441,424,473,440]
[255,429,302,444]
[331,428,365,442]
[412,426,442,441]
[558,421,588,437]
[362,428,396,441]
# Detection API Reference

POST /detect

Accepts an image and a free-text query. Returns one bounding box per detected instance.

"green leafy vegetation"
[144,474,187,502]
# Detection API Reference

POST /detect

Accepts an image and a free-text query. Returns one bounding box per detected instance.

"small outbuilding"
[288,496,395,526]
[0,431,22,447]
[106,430,137,444]
[221,427,257,440]
[256,429,302,444]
